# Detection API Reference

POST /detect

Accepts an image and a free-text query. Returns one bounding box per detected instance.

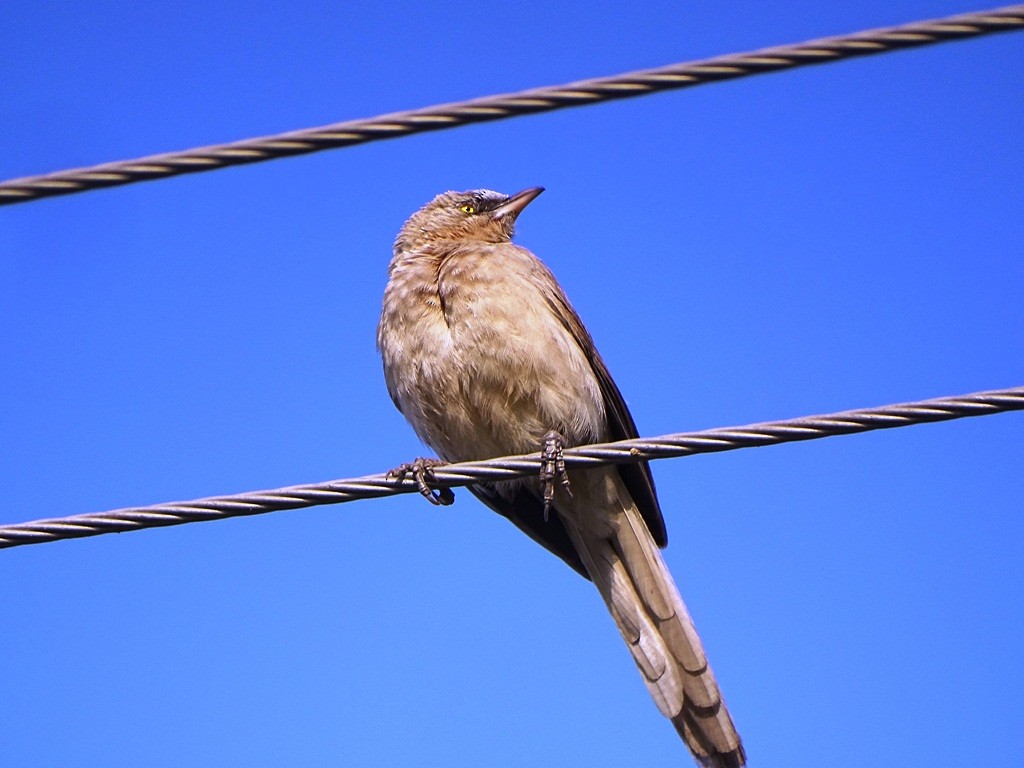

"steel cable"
[1,5,1022,205]
[1,385,1020,550]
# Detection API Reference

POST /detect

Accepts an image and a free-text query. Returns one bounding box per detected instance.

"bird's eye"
[459,203,476,214]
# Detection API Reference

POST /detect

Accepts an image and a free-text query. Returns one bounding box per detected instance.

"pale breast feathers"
[378,243,606,461]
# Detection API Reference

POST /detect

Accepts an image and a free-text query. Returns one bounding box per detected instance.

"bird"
[377,187,745,767]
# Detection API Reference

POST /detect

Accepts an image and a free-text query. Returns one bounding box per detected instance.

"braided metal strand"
[1,386,1020,550]
[2,5,1022,206]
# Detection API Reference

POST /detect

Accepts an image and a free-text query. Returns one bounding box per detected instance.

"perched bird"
[377,187,745,767]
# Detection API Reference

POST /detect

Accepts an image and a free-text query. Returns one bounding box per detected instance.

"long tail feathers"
[562,474,745,768]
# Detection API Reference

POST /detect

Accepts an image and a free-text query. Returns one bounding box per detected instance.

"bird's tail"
[561,470,745,768]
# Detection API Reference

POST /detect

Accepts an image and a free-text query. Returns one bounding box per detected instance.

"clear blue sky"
[2,2,1022,766]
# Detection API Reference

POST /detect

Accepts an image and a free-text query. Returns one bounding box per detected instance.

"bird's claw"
[540,430,572,521]
[388,458,455,506]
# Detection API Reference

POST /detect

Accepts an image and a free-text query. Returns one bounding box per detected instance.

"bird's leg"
[540,430,573,521]
[387,457,455,506]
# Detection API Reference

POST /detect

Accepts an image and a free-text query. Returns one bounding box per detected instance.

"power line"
[1,4,1022,206]
[1,385,1020,550]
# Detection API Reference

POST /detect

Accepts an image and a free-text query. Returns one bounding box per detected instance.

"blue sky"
[2,2,1022,766]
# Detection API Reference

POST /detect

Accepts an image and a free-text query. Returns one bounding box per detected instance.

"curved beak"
[491,186,544,221]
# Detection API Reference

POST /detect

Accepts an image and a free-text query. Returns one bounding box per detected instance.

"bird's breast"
[378,245,605,462]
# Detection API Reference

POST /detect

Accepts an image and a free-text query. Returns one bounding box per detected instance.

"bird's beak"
[491,187,545,221]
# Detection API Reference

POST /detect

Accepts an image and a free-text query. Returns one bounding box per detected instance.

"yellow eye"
[459,203,476,214]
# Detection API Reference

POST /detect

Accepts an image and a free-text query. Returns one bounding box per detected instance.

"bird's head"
[395,187,544,253]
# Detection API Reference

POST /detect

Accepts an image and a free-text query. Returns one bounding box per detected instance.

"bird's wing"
[466,252,668,572]
[532,259,668,547]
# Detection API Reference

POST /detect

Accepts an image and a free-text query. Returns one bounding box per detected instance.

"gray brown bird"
[377,187,745,767]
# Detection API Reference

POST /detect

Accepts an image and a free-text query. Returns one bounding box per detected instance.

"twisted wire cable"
[1,385,1020,550]
[2,5,1023,206]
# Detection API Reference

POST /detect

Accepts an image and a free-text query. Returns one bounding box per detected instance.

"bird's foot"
[540,430,572,521]
[388,458,455,506]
